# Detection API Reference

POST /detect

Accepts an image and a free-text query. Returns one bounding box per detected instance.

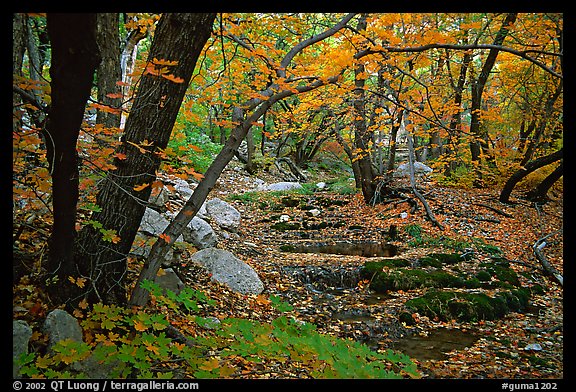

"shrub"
[17,281,418,379]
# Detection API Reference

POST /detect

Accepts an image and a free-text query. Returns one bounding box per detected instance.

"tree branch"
[358,43,562,79]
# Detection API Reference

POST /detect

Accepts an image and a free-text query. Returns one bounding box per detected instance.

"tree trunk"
[469,13,517,186]
[386,109,404,173]
[353,14,378,204]
[519,80,563,166]
[74,13,216,306]
[444,48,472,177]
[119,22,148,129]
[526,161,563,203]
[43,13,101,302]
[499,148,563,203]
[96,13,122,129]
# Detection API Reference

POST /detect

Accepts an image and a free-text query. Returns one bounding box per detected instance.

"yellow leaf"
[134,183,150,192]
[75,277,87,288]
[199,358,220,371]
[133,320,148,332]
[144,341,160,356]
[157,268,166,277]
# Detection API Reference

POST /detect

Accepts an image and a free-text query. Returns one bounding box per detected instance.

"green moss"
[364,268,465,293]
[475,270,492,282]
[271,222,301,231]
[478,260,520,286]
[361,260,411,276]
[280,196,301,207]
[463,277,481,289]
[418,252,473,268]
[404,289,530,322]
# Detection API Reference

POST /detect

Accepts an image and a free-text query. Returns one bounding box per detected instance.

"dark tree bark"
[13,14,27,75]
[43,14,101,300]
[526,161,563,202]
[499,148,563,203]
[74,13,216,306]
[96,13,122,129]
[352,14,379,204]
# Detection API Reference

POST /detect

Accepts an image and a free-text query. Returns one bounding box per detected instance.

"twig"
[533,230,563,286]
[473,202,513,218]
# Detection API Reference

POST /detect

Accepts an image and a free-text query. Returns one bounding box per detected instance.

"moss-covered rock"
[280,196,301,207]
[475,270,492,282]
[418,252,472,268]
[404,289,530,322]
[361,259,411,273]
[363,268,466,293]
[478,260,520,286]
[271,222,301,231]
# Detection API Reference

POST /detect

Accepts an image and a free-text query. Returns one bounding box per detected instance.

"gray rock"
[13,320,32,378]
[75,343,124,379]
[172,178,195,199]
[139,208,183,241]
[43,309,83,352]
[155,267,185,295]
[148,186,171,209]
[524,343,543,351]
[205,198,241,231]
[140,207,170,236]
[182,216,218,249]
[130,233,176,267]
[393,161,433,177]
[259,182,303,192]
[190,248,264,295]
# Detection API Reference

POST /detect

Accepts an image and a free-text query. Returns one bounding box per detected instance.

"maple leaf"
[134,183,150,192]
[144,341,161,356]
[161,73,185,83]
[152,57,179,66]
[133,320,148,332]
[199,358,220,371]
[158,233,171,243]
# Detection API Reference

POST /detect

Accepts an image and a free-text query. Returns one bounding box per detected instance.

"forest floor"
[202,163,564,379]
[13,162,564,379]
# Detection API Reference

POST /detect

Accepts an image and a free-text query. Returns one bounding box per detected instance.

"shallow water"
[284,240,398,257]
[391,328,479,361]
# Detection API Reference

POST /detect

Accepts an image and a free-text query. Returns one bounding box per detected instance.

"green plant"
[18,281,418,379]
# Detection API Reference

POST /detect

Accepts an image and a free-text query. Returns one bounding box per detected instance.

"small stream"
[279,240,481,361]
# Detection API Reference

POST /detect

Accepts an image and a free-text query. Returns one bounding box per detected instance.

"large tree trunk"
[43,14,101,301]
[96,13,122,129]
[352,14,379,204]
[74,13,216,306]
[526,161,563,203]
[499,148,563,203]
